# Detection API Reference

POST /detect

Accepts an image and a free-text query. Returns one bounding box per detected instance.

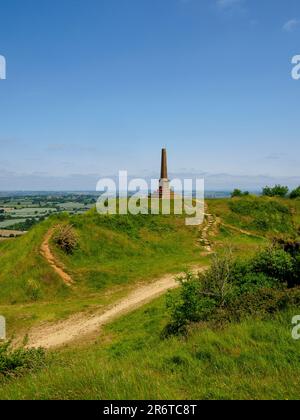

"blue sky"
[0,0,300,190]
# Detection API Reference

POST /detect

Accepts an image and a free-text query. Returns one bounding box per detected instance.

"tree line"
[231,185,300,199]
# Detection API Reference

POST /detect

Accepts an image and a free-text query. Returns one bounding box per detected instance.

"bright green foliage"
[262,185,289,197]
[251,247,294,285]
[0,342,45,378]
[166,246,300,334]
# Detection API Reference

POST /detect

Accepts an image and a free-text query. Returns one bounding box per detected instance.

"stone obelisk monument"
[159,148,171,198]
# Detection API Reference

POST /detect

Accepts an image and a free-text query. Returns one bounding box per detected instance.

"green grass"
[56,209,203,292]
[0,219,66,305]
[0,196,298,336]
[208,196,300,238]
[3,196,295,310]
[0,196,299,400]
[0,296,299,400]
[0,210,202,304]
[213,225,267,258]
[0,208,205,335]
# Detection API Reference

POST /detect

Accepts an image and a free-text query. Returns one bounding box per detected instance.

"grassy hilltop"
[0,196,300,399]
[0,208,205,305]
[0,207,204,335]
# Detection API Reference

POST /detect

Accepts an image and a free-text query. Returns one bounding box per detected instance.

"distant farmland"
[0,219,27,228]
[0,194,96,231]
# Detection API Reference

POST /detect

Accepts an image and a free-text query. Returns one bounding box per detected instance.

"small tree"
[231,189,243,198]
[231,189,249,198]
[290,186,300,199]
[262,185,289,197]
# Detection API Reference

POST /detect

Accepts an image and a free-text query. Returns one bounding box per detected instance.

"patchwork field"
[0,194,97,231]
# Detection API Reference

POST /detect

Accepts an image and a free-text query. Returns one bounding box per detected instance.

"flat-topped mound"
[0,209,201,305]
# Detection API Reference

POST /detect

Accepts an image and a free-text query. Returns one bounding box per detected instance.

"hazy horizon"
[0,170,300,192]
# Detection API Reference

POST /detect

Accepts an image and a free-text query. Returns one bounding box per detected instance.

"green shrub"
[0,342,46,378]
[165,246,300,335]
[234,272,278,295]
[262,185,289,197]
[276,238,300,257]
[251,247,294,285]
[165,253,236,334]
[290,255,300,288]
[290,186,300,199]
[231,189,249,198]
[226,287,300,321]
[273,239,300,286]
[165,273,217,334]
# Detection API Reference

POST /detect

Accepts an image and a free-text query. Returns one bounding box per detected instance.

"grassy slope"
[0,219,67,304]
[208,196,300,238]
[0,209,204,336]
[3,196,296,308]
[207,196,300,259]
[0,296,299,400]
[1,197,300,399]
[56,209,203,292]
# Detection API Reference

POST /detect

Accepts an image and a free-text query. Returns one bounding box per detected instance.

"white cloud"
[283,19,300,32]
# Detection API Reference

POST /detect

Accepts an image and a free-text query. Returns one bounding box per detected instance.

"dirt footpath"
[28,266,206,349]
[40,228,74,286]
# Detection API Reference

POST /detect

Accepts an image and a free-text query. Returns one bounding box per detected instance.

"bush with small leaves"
[251,246,294,286]
[165,245,300,335]
[0,341,46,378]
[53,224,78,254]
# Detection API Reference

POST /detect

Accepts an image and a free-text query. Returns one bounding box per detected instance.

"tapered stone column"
[160,148,168,179]
[159,148,170,198]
